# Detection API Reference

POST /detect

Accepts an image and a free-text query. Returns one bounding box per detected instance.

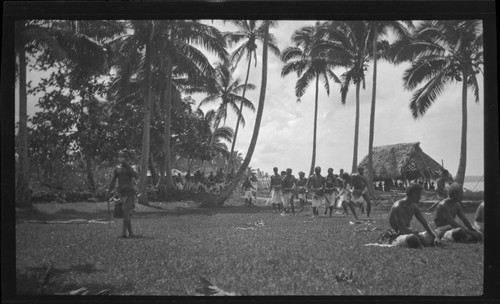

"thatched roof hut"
[358,142,447,181]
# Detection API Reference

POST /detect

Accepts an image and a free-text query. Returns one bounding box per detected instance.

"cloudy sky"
[16,19,484,178]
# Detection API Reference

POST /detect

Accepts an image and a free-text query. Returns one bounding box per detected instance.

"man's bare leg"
[348,201,359,221]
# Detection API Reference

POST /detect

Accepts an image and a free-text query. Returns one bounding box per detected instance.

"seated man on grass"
[433,183,483,243]
[388,183,441,248]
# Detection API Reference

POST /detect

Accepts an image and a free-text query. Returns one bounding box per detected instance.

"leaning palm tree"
[366,20,413,189]
[314,21,372,173]
[223,20,281,169]
[394,20,483,185]
[281,22,341,176]
[201,20,277,207]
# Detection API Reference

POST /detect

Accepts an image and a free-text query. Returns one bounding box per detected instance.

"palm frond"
[403,56,449,90]
[409,71,450,118]
[295,67,316,98]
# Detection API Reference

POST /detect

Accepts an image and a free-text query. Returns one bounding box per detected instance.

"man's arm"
[456,203,474,230]
[414,206,440,241]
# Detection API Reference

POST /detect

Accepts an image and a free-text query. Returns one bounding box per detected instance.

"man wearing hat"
[108,149,139,238]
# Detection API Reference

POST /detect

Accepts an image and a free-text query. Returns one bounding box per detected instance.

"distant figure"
[250,173,258,201]
[436,169,451,199]
[473,202,484,234]
[185,171,193,191]
[215,168,225,193]
[194,170,203,193]
[350,167,372,219]
[296,171,308,211]
[434,183,483,242]
[282,168,297,215]
[270,167,283,213]
[108,149,139,238]
[388,183,441,248]
[242,177,256,206]
[207,172,216,193]
[429,182,435,191]
[175,173,184,190]
[324,168,337,217]
[307,166,325,218]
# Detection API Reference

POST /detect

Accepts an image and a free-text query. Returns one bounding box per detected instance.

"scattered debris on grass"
[236,219,265,230]
[334,269,355,284]
[354,226,379,233]
[195,277,237,296]
[364,243,395,248]
[24,219,112,225]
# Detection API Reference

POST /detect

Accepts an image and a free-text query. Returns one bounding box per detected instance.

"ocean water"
[463,181,484,192]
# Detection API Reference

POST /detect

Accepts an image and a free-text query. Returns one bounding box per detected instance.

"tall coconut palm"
[314,21,372,173]
[201,20,277,207]
[281,22,341,176]
[223,20,281,169]
[365,20,413,189]
[197,60,256,148]
[394,20,483,185]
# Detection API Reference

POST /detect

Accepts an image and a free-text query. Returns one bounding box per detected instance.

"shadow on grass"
[16,207,113,222]
[16,263,127,295]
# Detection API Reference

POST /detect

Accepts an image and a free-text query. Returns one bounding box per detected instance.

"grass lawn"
[15,195,483,296]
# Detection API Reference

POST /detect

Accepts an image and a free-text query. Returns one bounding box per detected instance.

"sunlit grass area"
[16,197,483,296]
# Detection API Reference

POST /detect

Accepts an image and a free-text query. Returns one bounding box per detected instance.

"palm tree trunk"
[367,23,378,191]
[162,58,176,189]
[351,81,361,173]
[229,55,253,169]
[455,69,468,185]
[138,21,155,204]
[201,22,270,207]
[309,74,319,176]
[16,20,32,208]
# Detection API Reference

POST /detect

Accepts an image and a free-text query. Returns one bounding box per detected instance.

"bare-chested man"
[324,168,338,217]
[388,183,441,248]
[242,176,256,206]
[282,168,297,215]
[433,183,483,242]
[108,149,139,238]
[350,167,372,219]
[270,167,283,213]
[296,171,308,211]
[307,166,325,218]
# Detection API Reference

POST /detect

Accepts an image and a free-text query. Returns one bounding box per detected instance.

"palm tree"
[201,20,277,207]
[223,20,281,169]
[15,20,119,207]
[366,20,413,189]
[197,60,256,148]
[394,20,483,185]
[281,22,341,176]
[314,21,372,173]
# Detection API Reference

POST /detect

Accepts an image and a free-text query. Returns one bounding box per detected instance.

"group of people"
[264,166,372,219]
[175,168,235,194]
[388,182,484,248]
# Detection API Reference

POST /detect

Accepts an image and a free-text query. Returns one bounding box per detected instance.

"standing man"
[215,168,225,193]
[307,166,325,218]
[324,168,337,217]
[194,170,203,193]
[250,173,259,202]
[350,167,372,220]
[282,168,297,215]
[242,176,256,206]
[436,169,452,199]
[108,149,139,238]
[269,167,283,213]
[296,171,308,211]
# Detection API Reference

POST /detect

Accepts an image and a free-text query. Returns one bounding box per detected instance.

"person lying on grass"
[433,183,483,243]
[474,201,484,234]
[108,149,139,238]
[388,183,441,248]
[242,177,256,206]
[281,168,297,215]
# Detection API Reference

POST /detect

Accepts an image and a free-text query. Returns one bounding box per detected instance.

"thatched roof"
[358,142,446,181]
